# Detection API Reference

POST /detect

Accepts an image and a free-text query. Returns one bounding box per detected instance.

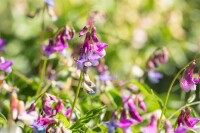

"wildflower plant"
[1,0,200,133]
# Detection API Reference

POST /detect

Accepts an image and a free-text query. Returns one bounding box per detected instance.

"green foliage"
[70,106,106,131]
[55,112,70,128]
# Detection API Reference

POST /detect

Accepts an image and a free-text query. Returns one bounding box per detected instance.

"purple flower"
[180,62,198,92]
[118,109,135,129]
[175,108,200,131]
[138,97,146,112]
[42,38,68,57]
[103,112,118,133]
[31,116,58,132]
[42,94,64,116]
[142,114,157,133]
[0,39,6,51]
[128,101,143,123]
[146,48,168,84]
[165,121,174,133]
[44,0,54,6]
[147,70,163,83]
[0,57,13,73]
[174,126,188,133]
[76,20,108,71]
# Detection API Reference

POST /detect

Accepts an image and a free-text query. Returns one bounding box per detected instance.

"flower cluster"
[146,47,168,83]
[42,26,75,57]
[103,95,147,132]
[31,94,74,132]
[180,62,200,92]
[10,92,38,125]
[175,108,200,132]
[76,19,108,72]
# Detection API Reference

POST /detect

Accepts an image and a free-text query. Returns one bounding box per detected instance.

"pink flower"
[142,114,157,133]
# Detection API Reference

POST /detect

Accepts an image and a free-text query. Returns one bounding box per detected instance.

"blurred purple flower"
[126,97,143,123]
[142,114,157,133]
[103,112,118,133]
[42,94,64,116]
[146,48,168,83]
[118,109,135,129]
[147,70,163,83]
[138,97,146,112]
[174,126,188,133]
[42,38,68,57]
[180,62,198,92]
[0,39,6,51]
[31,116,58,132]
[0,57,13,73]
[44,0,54,6]
[165,121,174,133]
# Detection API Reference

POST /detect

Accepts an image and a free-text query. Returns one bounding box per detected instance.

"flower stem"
[36,58,48,95]
[158,57,200,128]
[69,70,84,122]
[12,70,33,85]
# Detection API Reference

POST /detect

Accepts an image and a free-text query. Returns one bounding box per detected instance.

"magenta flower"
[175,108,200,132]
[165,121,174,133]
[0,57,13,73]
[42,94,64,116]
[180,62,198,92]
[118,109,135,129]
[142,114,157,133]
[31,116,58,132]
[0,39,6,51]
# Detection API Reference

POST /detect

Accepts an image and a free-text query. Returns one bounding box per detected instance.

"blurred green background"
[0,0,200,104]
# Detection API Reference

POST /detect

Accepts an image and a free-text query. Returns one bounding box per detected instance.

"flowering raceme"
[180,62,200,92]
[42,26,74,57]
[146,47,168,83]
[76,19,108,71]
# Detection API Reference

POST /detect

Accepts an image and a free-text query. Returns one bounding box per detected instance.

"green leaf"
[70,106,106,130]
[130,80,163,108]
[55,112,70,128]
[23,125,33,133]
[106,89,122,107]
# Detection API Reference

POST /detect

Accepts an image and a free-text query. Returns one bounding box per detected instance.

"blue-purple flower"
[44,0,54,7]
[0,39,6,51]
[147,70,163,83]
[180,62,199,92]
[0,56,13,73]
[102,112,118,133]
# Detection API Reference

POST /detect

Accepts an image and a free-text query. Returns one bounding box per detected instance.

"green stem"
[35,82,51,103]
[12,70,33,85]
[69,70,84,122]
[36,58,48,95]
[158,57,200,128]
